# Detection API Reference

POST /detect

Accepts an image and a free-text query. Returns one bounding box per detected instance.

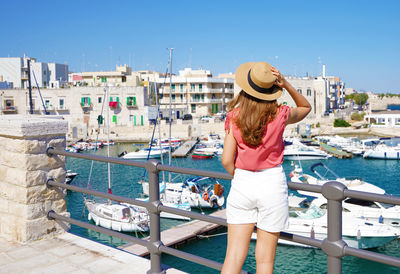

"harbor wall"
[0,115,69,242]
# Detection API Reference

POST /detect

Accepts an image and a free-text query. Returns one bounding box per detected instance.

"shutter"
[141,115,143,126]
[88,97,91,105]
[127,97,130,105]
[134,116,136,126]
[133,97,136,106]
[110,96,112,102]
[81,97,84,106]
[113,115,117,124]
[116,97,119,107]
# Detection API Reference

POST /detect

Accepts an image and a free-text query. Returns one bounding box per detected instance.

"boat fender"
[88,213,92,221]
[202,192,209,201]
[95,218,100,226]
[310,225,315,239]
[357,229,361,240]
[379,215,384,224]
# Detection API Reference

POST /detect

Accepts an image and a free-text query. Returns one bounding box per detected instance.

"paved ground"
[0,233,186,274]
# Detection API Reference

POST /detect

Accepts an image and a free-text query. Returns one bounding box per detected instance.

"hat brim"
[235,62,283,101]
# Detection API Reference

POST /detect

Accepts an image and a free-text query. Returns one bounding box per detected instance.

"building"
[0,55,68,89]
[157,68,235,119]
[364,110,400,128]
[0,86,150,138]
[69,65,142,87]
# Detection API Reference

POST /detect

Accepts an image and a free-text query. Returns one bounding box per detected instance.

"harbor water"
[66,143,400,273]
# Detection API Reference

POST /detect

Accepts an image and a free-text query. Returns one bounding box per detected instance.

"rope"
[197,232,227,239]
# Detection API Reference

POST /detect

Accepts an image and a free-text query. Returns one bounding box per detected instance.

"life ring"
[202,192,209,201]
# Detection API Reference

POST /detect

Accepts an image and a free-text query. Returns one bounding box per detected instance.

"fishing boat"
[84,88,150,232]
[192,150,215,159]
[194,143,223,155]
[290,162,385,198]
[141,177,225,209]
[251,206,400,249]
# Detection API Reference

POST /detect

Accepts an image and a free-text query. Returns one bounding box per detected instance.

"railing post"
[146,159,165,274]
[321,181,347,274]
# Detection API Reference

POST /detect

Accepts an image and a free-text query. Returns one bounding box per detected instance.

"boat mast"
[168,48,173,183]
[106,86,111,198]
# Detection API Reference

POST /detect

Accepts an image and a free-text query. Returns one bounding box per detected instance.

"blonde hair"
[228,91,279,147]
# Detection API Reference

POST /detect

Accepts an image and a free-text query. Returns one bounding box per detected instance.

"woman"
[221,61,311,274]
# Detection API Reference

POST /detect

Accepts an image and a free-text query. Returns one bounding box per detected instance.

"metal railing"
[46,147,400,274]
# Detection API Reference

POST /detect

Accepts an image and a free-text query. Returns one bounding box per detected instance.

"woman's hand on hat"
[271,67,286,88]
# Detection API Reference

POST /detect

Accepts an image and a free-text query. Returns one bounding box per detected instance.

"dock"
[320,143,353,159]
[172,140,198,157]
[121,209,226,256]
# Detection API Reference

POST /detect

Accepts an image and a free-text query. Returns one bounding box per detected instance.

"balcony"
[2,106,17,113]
[109,101,120,109]
[57,105,69,111]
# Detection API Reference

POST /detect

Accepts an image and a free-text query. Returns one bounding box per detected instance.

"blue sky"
[2,0,399,93]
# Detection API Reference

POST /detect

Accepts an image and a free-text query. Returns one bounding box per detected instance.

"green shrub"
[350,112,365,121]
[334,119,351,127]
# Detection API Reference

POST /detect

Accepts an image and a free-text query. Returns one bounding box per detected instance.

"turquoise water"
[66,143,400,273]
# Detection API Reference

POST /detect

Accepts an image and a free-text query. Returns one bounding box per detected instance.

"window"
[81,97,91,106]
[230,84,233,89]
[212,104,218,113]
[109,96,120,107]
[180,84,183,91]
[307,89,312,96]
[127,96,136,107]
[201,94,204,101]
[101,77,107,83]
[180,94,183,100]
[297,89,302,94]
[45,100,50,108]
[194,95,200,102]
[98,97,102,103]
[59,98,64,108]
[191,104,196,113]
[171,94,176,102]
[199,84,202,92]
[129,115,134,122]
[191,83,195,91]
[112,115,117,124]
[171,84,175,91]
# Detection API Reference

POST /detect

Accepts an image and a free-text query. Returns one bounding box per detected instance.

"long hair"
[228,90,279,147]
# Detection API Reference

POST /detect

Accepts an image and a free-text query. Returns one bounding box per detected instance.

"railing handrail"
[46,148,400,273]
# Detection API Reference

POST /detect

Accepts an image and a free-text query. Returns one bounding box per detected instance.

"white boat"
[284,139,330,160]
[123,149,167,159]
[135,196,191,221]
[308,196,400,227]
[65,170,78,184]
[141,177,225,209]
[251,206,400,249]
[290,162,385,198]
[194,143,223,155]
[85,88,150,233]
[85,199,149,232]
[363,138,400,159]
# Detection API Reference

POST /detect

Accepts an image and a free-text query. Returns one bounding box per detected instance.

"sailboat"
[84,88,150,232]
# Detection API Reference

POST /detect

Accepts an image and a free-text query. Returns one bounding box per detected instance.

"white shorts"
[226,165,289,233]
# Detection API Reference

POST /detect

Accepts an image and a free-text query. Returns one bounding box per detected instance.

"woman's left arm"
[222,125,237,176]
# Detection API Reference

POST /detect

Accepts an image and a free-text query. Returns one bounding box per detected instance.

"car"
[200,115,213,122]
[182,114,193,120]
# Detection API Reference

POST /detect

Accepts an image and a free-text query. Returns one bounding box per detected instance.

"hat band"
[248,71,276,94]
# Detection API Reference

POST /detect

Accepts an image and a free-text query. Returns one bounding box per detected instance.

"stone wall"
[0,115,69,242]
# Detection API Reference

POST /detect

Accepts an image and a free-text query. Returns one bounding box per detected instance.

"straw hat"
[235,61,282,101]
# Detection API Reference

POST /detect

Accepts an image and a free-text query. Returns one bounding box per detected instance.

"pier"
[121,209,226,256]
[172,140,198,157]
[320,143,353,159]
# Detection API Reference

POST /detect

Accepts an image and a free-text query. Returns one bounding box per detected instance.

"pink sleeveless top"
[225,105,290,171]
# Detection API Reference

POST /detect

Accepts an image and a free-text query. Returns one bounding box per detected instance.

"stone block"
[26,185,65,204]
[9,201,45,220]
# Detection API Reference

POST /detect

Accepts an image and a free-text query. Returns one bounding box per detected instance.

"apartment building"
[157,68,235,119]
[0,55,68,89]
[0,86,150,138]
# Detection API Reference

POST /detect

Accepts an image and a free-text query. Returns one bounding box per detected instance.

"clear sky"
[2,0,399,93]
